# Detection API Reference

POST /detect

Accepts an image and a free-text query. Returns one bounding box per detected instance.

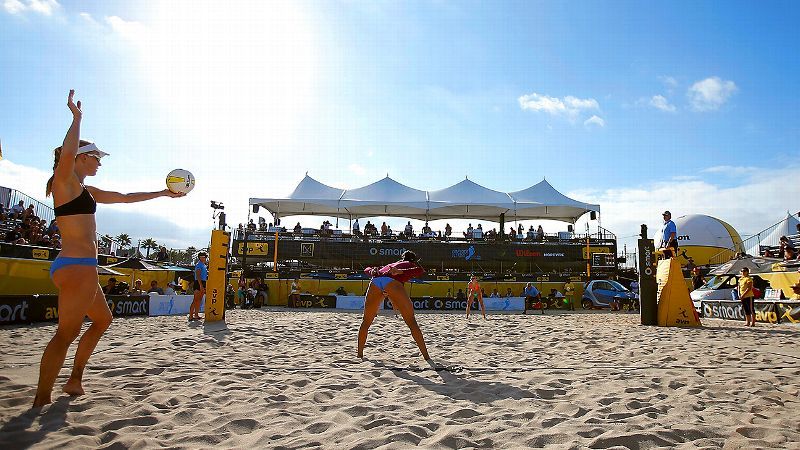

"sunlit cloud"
[700,165,759,176]
[2,0,59,15]
[649,95,676,112]
[105,15,147,41]
[583,115,605,129]
[518,92,599,122]
[688,76,737,111]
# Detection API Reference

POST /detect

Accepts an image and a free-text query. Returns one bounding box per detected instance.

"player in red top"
[358,250,431,363]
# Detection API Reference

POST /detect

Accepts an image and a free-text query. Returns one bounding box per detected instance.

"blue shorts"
[370,276,395,291]
[50,256,98,278]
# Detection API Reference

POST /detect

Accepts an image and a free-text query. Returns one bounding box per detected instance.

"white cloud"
[0,159,52,205]
[348,163,367,176]
[700,165,759,176]
[658,75,678,88]
[79,11,98,26]
[105,15,147,41]
[688,76,737,111]
[583,115,605,128]
[518,92,599,120]
[573,161,800,254]
[3,0,59,15]
[649,95,676,112]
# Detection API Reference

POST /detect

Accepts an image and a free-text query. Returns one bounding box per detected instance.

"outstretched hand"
[163,189,186,198]
[67,89,82,119]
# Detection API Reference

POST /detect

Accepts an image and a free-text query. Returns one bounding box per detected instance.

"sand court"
[1,310,799,448]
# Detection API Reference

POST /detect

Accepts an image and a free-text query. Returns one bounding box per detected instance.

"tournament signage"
[288,294,337,308]
[383,297,525,312]
[0,294,149,325]
[701,301,799,324]
[205,230,231,322]
[232,238,613,273]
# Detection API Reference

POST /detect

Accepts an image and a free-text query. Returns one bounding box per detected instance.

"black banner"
[288,294,337,309]
[383,297,481,311]
[702,301,792,324]
[0,242,119,265]
[233,238,616,273]
[0,294,149,325]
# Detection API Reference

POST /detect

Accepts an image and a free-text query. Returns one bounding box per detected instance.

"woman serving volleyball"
[33,90,186,407]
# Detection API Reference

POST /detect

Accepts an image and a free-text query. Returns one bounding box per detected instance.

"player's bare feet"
[32,391,51,408]
[62,378,85,396]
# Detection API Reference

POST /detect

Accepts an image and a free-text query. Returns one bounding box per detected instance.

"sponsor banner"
[383,297,525,312]
[289,294,337,308]
[0,294,148,325]
[149,294,203,316]
[205,230,231,322]
[107,295,150,317]
[702,301,791,324]
[776,302,800,325]
[232,238,615,273]
[335,296,368,310]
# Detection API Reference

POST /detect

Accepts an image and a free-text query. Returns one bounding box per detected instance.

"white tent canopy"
[745,213,800,255]
[250,174,600,223]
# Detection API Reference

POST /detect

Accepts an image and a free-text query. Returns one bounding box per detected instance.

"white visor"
[76,142,110,158]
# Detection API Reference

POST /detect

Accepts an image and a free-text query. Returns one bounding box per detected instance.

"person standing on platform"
[738,267,756,327]
[659,211,678,258]
[189,252,208,321]
[466,275,486,319]
[34,90,184,408]
[358,251,431,363]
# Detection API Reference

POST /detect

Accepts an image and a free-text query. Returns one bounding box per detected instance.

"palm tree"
[115,233,132,249]
[141,238,159,259]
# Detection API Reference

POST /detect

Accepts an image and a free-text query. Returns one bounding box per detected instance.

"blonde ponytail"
[46,139,92,197]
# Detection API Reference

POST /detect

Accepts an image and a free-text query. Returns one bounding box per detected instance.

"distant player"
[466,275,487,319]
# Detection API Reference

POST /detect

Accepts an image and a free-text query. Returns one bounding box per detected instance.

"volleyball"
[166,169,195,194]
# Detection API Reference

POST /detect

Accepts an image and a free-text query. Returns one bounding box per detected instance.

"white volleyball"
[166,169,195,194]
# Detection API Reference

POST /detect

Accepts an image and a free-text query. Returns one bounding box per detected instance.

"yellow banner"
[32,249,50,259]
[237,242,269,256]
[656,258,701,327]
[581,246,611,259]
[205,230,230,322]
[436,275,450,281]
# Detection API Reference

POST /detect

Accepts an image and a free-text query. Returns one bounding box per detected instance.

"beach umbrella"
[708,256,781,276]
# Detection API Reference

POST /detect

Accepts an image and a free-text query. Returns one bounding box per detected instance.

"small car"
[581,279,638,310]
[690,274,768,311]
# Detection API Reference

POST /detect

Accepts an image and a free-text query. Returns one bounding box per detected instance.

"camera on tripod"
[210,200,224,210]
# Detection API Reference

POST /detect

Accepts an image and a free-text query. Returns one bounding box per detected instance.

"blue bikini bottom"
[50,256,98,278]
[370,276,396,291]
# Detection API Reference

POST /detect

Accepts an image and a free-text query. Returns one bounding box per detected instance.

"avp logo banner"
[452,246,480,260]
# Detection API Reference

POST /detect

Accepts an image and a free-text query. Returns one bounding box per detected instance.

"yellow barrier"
[204,229,231,322]
[656,258,701,327]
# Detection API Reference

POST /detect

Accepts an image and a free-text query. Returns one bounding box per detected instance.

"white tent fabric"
[510,179,599,222]
[339,176,430,218]
[745,213,800,255]
[250,175,600,223]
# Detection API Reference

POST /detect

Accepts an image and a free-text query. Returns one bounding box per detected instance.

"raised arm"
[53,90,82,183]
[85,187,184,204]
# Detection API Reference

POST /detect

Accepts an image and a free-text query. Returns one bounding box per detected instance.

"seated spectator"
[164,281,178,296]
[456,289,466,300]
[21,204,36,220]
[258,218,268,231]
[490,288,499,298]
[421,221,432,236]
[444,223,452,239]
[463,223,474,239]
[247,219,257,232]
[404,221,413,236]
[148,280,164,295]
[10,200,24,219]
[352,218,360,236]
[537,225,545,241]
[156,246,170,262]
[0,203,6,221]
[381,222,388,236]
[509,227,517,240]
[779,236,796,260]
[46,219,59,236]
[505,288,514,298]
[386,225,393,236]
[523,282,540,300]
[4,225,25,244]
[517,224,524,236]
[293,222,302,233]
[527,226,536,240]
[103,278,118,295]
[130,279,145,295]
[335,286,348,296]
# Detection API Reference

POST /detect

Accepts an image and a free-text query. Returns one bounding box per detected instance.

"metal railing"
[707,213,800,265]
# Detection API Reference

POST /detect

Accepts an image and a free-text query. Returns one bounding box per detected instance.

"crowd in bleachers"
[0,200,62,249]
[235,216,581,243]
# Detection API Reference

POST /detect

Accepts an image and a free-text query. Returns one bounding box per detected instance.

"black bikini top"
[54,186,96,217]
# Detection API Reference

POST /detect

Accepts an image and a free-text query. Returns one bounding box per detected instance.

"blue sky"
[1,0,798,252]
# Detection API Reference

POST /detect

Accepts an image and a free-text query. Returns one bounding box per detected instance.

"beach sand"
[1,310,799,449]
